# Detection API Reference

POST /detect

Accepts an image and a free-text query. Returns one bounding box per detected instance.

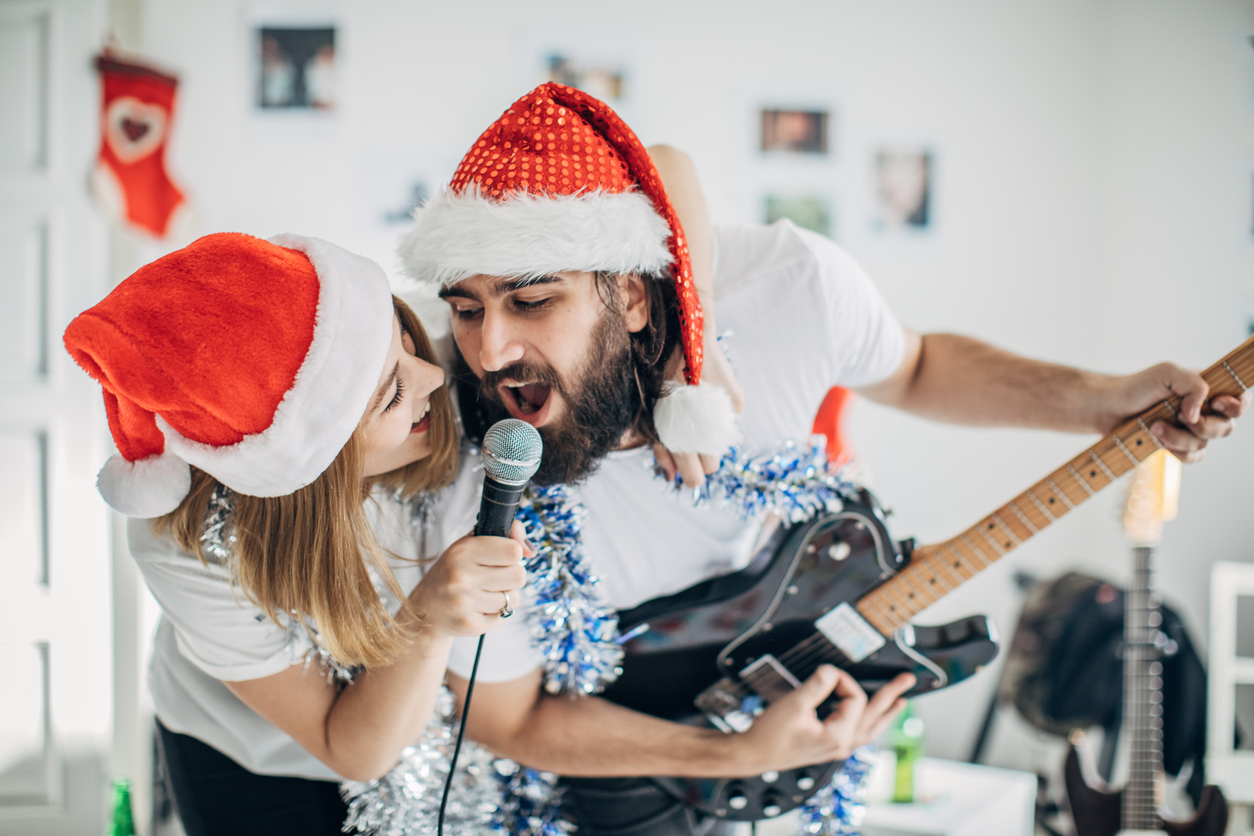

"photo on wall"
[760,108,830,156]
[763,193,834,238]
[871,146,934,233]
[519,23,641,116]
[254,24,336,110]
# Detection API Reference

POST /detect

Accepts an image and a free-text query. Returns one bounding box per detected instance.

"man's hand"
[734,667,914,773]
[1095,363,1251,463]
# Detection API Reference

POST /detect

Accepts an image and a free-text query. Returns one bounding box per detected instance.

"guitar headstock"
[1121,449,1181,546]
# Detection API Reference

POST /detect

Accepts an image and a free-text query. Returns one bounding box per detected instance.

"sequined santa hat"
[398,83,739,457]
[63,232,393,518]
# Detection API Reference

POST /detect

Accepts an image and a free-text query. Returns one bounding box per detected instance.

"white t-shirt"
[438,221,907,683]
[133,489,424,781]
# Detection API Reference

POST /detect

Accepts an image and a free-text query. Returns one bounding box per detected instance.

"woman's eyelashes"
[383,376,406,413]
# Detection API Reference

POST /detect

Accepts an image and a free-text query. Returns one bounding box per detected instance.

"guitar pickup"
[739,654,802,703]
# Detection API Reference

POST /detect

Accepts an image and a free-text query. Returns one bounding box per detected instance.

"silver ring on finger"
[499,590,514,619]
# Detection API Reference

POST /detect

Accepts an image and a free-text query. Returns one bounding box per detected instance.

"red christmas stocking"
[92,54,186,238]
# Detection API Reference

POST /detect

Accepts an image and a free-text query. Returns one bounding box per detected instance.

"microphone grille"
[481,419,543,484]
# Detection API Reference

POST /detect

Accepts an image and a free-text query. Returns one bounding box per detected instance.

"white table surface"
[752,756,1037,836]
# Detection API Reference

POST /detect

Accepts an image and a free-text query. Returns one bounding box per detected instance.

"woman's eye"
[383,377,406,413]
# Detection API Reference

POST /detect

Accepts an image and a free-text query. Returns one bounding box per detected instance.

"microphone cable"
[437,633,484,836]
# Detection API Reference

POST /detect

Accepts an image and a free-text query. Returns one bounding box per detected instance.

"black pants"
[156,720,348,836]
[561,776,738,836]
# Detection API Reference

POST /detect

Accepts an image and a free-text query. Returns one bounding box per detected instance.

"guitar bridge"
[695,678,761,733]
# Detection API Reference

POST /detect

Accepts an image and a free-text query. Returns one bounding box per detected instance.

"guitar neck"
[855,334,1254,637]
[1123,545,1163,830]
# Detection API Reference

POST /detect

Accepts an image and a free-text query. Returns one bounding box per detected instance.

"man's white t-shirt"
[436,221,907,683]
[132,489,423,781]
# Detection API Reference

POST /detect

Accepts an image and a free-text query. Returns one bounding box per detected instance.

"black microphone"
[439,419,542,836]
[475,419,543,537]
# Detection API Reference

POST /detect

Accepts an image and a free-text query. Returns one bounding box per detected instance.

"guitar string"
[704,351,1254,706]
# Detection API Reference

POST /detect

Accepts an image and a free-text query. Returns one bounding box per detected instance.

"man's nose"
[478,310,524,372]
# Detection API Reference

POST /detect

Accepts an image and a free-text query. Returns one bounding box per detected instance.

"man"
[403,85,1248,835]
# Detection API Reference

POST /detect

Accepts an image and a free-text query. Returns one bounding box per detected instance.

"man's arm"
[859,331,1249,462]
[447,666,913,778]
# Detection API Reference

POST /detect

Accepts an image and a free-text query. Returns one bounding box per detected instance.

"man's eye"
[454,306,483,321]
[514,297,551,312]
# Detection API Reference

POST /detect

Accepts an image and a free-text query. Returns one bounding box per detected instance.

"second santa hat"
[399,82,738,457]
[63,233,393,518]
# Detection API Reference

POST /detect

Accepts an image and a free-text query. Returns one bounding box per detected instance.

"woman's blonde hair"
[155,297,458,669]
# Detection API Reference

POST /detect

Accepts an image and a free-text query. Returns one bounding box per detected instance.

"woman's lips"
[410,412,431,434]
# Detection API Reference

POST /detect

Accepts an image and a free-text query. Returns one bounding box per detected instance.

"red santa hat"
[398,83,739,457]
[63,232,393,518]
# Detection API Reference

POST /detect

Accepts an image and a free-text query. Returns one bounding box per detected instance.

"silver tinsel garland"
[342,686,502,836]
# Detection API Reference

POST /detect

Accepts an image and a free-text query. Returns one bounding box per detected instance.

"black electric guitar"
[602,334,1254,822]
[1063,450,1228,836]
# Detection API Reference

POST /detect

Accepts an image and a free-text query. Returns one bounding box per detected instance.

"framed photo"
[518,23,642,123]
[763,193,834,238]
[871,146,934,233]
[760,109,829,156]
[255,25,336,110]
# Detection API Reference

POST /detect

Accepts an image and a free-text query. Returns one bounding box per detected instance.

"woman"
[64,232,531,834]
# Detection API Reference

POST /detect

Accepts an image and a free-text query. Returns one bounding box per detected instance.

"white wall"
[127,0,1254,770]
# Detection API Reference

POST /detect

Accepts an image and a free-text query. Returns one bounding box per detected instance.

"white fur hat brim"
[398,186,674,286]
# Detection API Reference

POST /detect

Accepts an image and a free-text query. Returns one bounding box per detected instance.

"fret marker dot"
[1089,470,1097,478]
[953,561,960,568]
[1005,541,1012,548]
[908,592,915,598]
[1136,439,1143,446]
[1048,498,1055,504]
[987,523,994,530]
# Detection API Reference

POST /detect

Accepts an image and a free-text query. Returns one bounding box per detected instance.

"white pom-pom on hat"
[97,453,192,519]
[653,381,743,457]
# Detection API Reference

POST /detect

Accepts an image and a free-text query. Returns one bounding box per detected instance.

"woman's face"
[359,314,445,477]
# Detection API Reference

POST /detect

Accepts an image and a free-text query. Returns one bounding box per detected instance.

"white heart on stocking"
[104,96,167,164]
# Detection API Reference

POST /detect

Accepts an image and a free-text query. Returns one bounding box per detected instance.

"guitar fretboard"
[1124,545,1163,830]
[855,334,1254,637]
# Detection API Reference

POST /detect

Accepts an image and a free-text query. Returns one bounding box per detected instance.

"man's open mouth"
[500,381,553,424]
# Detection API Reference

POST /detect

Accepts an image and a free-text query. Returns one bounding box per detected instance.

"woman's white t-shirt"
[131,489,425,781]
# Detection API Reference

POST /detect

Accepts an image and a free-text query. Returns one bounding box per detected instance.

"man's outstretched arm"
[447,666,913,778]
[858,331,1250,462]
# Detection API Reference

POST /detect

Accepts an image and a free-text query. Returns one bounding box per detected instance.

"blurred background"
[2,0,1253,832]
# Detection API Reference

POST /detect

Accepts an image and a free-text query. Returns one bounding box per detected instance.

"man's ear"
[620,272,649,333]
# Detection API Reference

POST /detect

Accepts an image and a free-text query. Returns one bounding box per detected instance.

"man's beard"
[452,310,641,486]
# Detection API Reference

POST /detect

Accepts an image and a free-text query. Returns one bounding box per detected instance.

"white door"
[0,0,114,832]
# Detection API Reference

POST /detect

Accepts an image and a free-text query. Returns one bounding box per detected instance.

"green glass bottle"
[107,777,137,836]
[889,702,925,803]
